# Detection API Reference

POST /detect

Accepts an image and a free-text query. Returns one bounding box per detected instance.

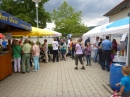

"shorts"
[60,50,66,55]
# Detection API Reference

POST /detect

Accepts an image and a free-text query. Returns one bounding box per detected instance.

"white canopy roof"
[83,17,129,38]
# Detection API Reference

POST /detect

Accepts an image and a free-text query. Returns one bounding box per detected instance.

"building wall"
[109,8,130,22]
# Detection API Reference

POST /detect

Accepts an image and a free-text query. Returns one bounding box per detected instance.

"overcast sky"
[44,0,123,28]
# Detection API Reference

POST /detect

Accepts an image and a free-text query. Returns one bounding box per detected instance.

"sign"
[6,33,12,39]
[120,33,127,41]
[0,10,32,31]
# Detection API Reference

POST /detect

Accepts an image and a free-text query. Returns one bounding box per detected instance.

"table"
[113,56,126,63]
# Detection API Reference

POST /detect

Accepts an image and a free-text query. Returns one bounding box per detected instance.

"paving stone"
[0,57,111,97]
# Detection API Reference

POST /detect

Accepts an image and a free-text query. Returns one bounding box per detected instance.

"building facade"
[104,0,130,22]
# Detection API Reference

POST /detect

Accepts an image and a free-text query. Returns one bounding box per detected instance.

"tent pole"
[127,12,130,66]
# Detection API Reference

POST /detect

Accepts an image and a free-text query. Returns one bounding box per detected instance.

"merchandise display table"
[113,56,126,63]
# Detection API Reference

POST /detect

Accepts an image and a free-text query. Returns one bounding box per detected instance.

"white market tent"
[83,17,129,39]
[83,17,130,65]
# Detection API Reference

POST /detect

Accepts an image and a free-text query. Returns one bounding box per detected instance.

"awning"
[0,10,32,32]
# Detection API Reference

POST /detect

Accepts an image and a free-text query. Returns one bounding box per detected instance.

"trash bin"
[109,63,125,91]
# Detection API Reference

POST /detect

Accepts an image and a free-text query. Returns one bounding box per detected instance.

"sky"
[44,0,123,28]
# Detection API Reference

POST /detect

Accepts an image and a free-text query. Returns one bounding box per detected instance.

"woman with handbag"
[12,40,22,73]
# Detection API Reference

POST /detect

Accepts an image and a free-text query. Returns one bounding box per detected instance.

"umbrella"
[0,33,4,39]
[11,27,62,37]
[11,27,54,36]
[43,28,62,37]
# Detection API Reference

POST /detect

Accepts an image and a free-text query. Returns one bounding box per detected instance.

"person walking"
[93,37,99,62]
[85,42,92,66]
[21,39,32,74]
[43,39,48,63]
[12,40,22,73]
[74,39,85,70]
[32,42,40,71]
[60,39,66,61]
[101,36,112,72]
[52,38,59,62]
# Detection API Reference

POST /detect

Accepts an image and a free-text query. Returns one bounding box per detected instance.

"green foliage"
[51,1,89,36]
[72,33,84,38]
[0,0,51,28]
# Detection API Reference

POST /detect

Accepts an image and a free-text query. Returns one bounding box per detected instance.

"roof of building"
[104,0,130,17]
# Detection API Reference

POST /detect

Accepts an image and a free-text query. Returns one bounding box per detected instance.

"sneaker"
[74,67,78,70]
[81,66,85,70]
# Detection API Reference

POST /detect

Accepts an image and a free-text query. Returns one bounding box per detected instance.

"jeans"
[13,58,21,72]
[94,49,98,62]
[33,56,39,71]
[72,48,75,58]
[86,55,91,65]
[53,50,59,62]
[98,49,102,66]
[102,60,110,71]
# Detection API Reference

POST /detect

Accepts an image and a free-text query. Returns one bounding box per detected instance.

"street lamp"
[32,0,41,28]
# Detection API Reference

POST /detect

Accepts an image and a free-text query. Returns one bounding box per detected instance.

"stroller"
[39,49,52,62]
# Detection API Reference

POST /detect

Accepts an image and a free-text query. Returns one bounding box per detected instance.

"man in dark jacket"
[85,37,90,46]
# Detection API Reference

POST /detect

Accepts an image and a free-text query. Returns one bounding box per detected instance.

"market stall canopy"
[12,27,56,36]
[44,28,62,37]
[83,17,129,38]
[0,10,32,32]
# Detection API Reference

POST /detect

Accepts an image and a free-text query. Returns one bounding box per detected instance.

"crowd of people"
[0,36,130,96]
[0,35,124,73]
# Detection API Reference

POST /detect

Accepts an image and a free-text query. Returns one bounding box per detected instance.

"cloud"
[44,0,123,27]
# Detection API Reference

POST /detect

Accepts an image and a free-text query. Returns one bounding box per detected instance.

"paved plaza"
[0,57,111,97]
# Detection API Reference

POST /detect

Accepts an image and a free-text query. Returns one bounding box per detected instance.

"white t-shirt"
[52,41,59,50]
[67,39,70,47]
[93,41,99,49]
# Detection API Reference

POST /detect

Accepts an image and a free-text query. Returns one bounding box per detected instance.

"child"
[85,42,92,66]
[116,65,130,97]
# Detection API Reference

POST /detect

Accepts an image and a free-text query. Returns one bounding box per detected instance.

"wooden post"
[7,25,11,53]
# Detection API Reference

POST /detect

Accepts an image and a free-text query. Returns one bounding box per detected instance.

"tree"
[51,1,89,36]
[0,0,51,28]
